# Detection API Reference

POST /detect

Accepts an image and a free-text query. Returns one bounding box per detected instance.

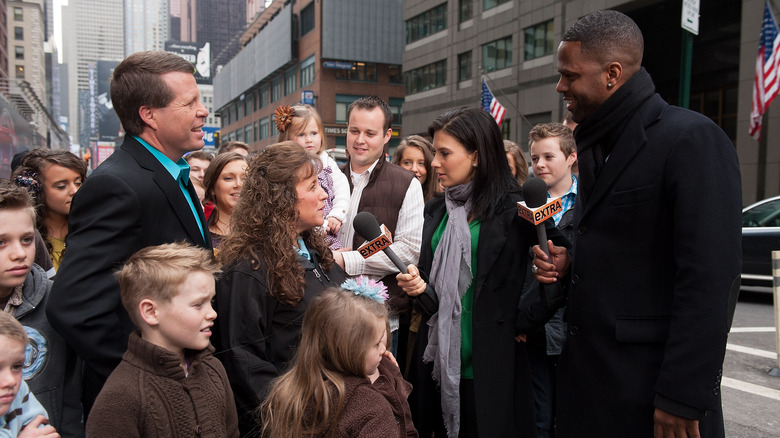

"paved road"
[723,292,780,437]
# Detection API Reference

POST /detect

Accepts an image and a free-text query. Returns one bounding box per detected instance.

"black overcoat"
[557,94,742,437]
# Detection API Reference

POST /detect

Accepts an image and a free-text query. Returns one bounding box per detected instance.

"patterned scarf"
[424,181,474,437]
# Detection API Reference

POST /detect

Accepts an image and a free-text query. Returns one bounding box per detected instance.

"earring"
[472,163,477,167]
[607,82,613,89]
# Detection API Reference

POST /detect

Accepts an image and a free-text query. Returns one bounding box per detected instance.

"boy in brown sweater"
[86,243,238,437]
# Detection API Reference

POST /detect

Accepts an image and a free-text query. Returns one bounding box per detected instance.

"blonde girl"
[260,279,417,438]
[276,104,349,248]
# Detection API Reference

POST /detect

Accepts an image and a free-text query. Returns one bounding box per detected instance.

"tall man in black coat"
[533,10,741,438]
[47,51,212,415]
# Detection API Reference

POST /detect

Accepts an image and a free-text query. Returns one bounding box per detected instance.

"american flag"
[482,78,506,126]
[750,1,780,140]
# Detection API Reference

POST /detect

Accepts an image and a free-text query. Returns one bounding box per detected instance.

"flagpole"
[480,69,533,129]
[758,112,768,200]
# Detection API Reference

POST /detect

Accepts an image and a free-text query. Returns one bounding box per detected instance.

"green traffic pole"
[678,29,693,109]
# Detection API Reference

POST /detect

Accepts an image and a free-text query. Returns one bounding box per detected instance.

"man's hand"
[396,264,426,296]
[653,408,700,438]
[531,240,570,284]
[19,415,59,438]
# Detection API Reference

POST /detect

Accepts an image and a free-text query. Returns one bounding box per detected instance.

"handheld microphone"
[352,211,409,274]
[523,177,552,258]
[522,177,564,307]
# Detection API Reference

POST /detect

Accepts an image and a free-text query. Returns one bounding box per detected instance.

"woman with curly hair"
[12,148,87,270]
[276,104,349,249]
[392,135,438,203]
[214,141,347,437]
[202,151,247,249]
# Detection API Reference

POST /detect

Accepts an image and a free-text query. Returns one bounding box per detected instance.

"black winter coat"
[213,249,346,436]
[557,94,741,437]
[408,193,568,437]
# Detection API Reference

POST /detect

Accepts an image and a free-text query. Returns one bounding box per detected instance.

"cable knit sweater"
[329,357,417,437]
[86,331,239,438]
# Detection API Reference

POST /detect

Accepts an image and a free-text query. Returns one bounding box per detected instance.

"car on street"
[741,195,780,293]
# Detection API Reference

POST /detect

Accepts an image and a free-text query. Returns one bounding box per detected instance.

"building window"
[335,95,361,123]
[259,117,269,139]
[389,98,404,125]
[271,77,282,102]
[259,84,268,108]
[245,93,253,115]
[14,27,23,40]
[300,2,315,36]
[458,51,472,81]
[335,62,377,82]
[524,20,554,60]
[388,65,403,84]
[253,121,258,141]
[14,46,23,60]
[483,0,510,11]
[270,115,279,136]
[406,3,447,44]
[405,60,446,95]
[235,128,243,142]
[245,124,253,143]
[15,65,24,79]
[13,7,22,21]
[482,36,512,73]
[520,112,552,148]
[459,0,473,23]
[236,100,243,120]
[300,55,315,88]
[501,119,510,139]
[285,67,297,95]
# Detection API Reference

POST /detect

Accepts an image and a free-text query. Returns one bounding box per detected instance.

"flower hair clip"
[14,170,41,197]
[341,277,389,304]
[274,105,294,133]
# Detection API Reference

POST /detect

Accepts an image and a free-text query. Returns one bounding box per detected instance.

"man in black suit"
[533,10,741,438]
[47,51,212,414]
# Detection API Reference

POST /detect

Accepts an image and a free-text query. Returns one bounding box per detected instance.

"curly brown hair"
[218,141,333,306]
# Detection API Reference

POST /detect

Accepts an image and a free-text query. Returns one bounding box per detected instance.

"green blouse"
[431,213,481,379]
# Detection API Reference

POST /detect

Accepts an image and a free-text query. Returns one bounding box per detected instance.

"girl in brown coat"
[260,280,418,438]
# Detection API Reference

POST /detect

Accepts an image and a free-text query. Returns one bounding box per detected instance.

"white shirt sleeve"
[342,177,424,277]
[321,152,350,224]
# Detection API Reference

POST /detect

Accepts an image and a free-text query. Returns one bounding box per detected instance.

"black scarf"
[573,67,655,204]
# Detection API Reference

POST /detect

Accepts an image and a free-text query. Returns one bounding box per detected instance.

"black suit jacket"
[47,136,211,411]
[557,95,741,437]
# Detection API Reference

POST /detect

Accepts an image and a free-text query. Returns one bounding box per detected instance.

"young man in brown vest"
[334,96,423,367]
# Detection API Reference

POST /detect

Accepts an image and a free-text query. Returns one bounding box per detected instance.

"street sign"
[682,0,700,35]
[302,90,314,105]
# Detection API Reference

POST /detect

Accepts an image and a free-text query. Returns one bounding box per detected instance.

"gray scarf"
[424,181,474,438]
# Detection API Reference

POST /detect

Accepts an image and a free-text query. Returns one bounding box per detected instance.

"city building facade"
[125,0,170,55]
[60,0,124,147]
[214,0,405,153]
[402,0,776,203]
